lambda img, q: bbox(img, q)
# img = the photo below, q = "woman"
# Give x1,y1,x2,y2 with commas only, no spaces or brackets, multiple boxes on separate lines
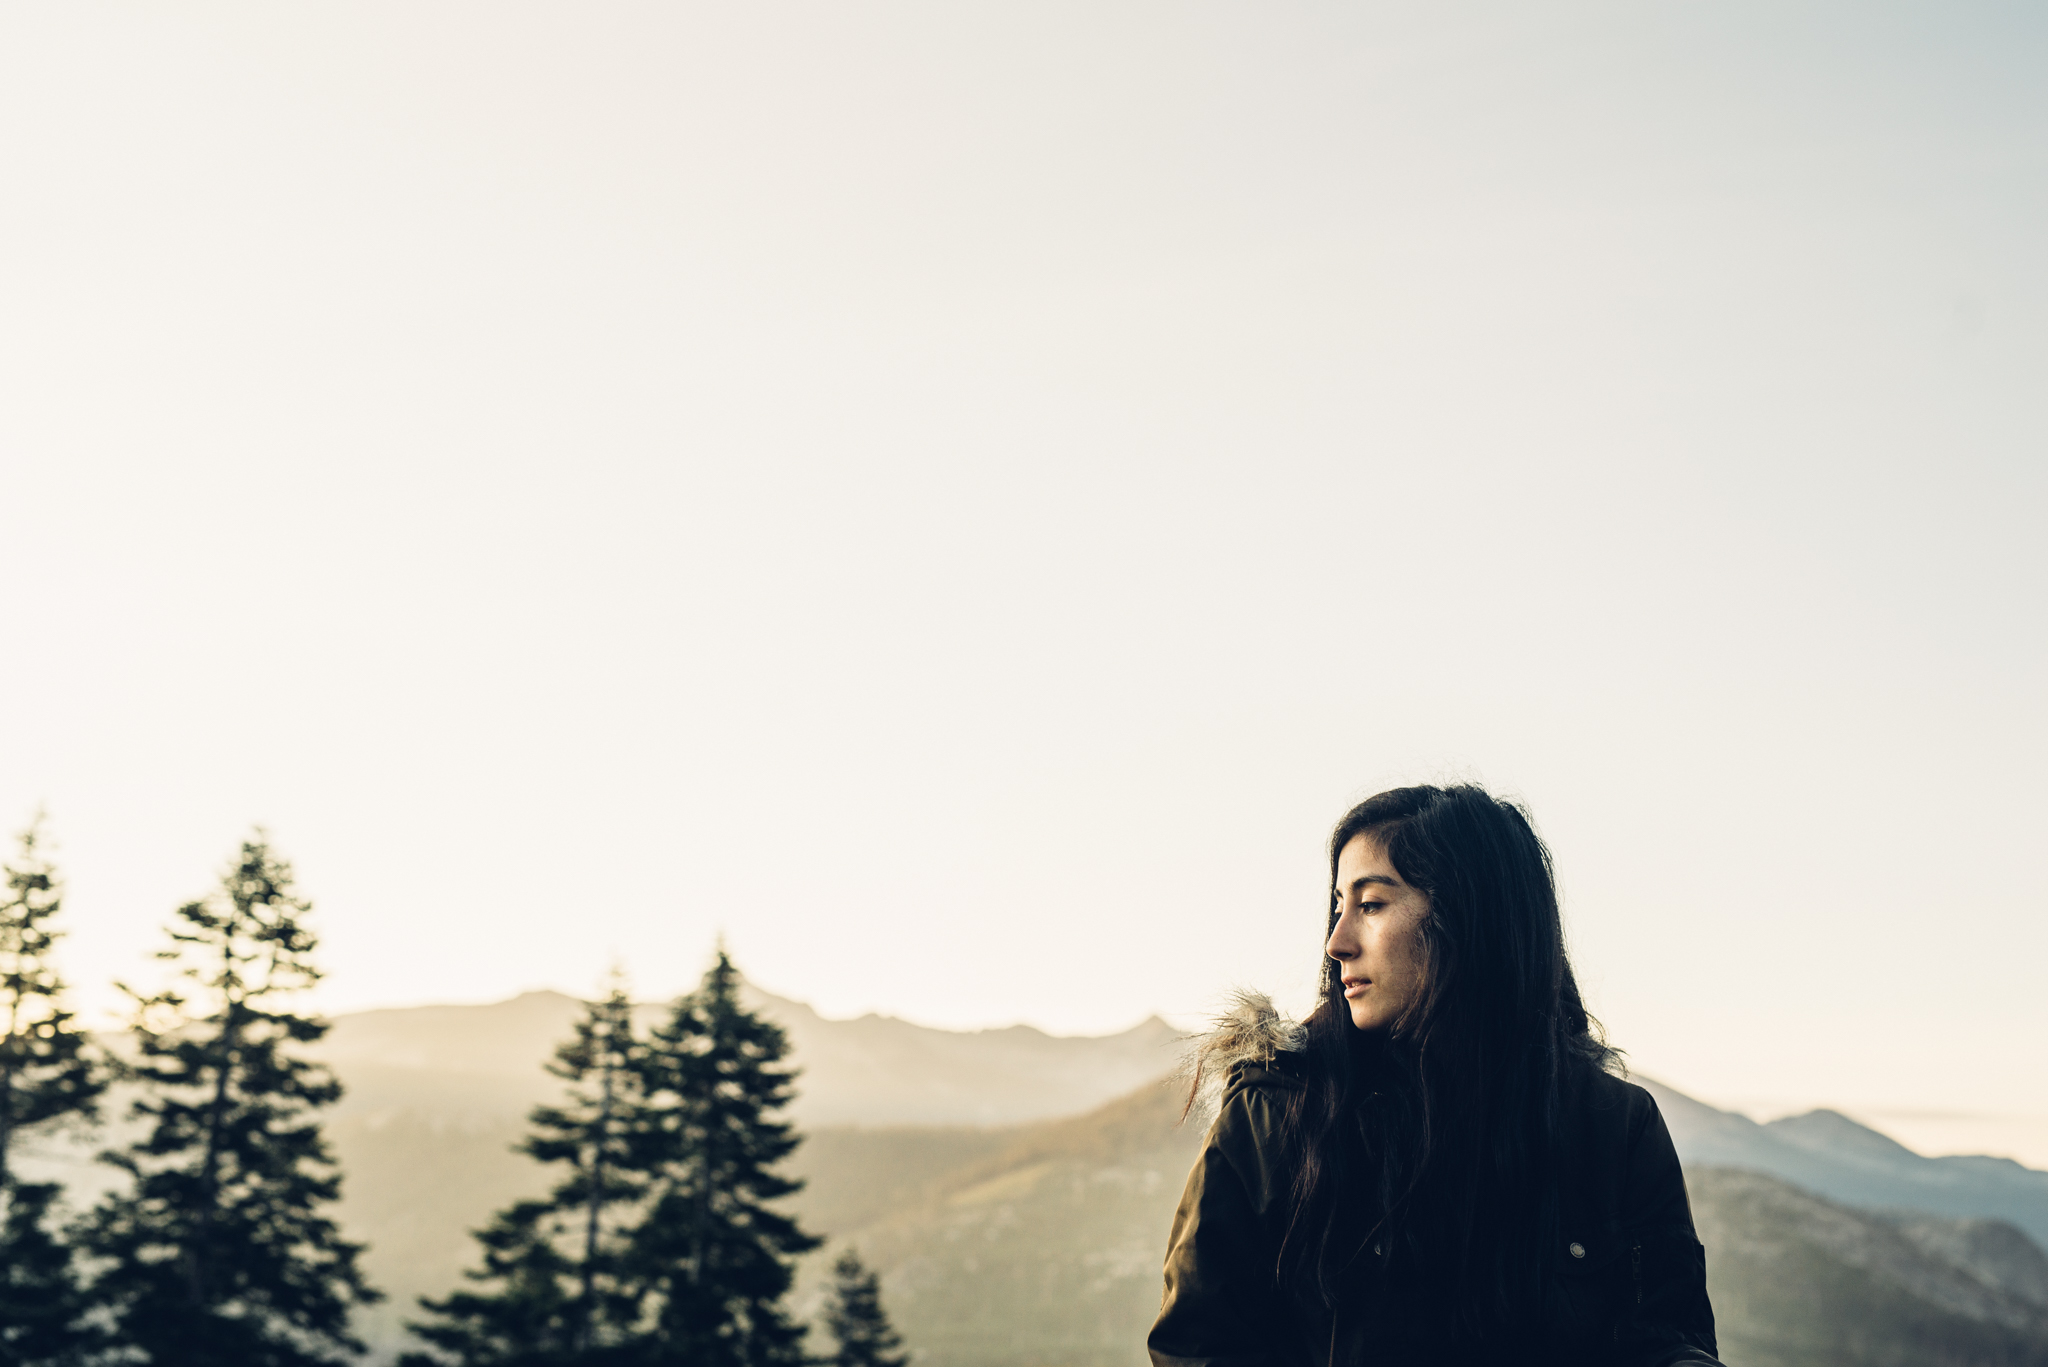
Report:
1148,785,1722,1367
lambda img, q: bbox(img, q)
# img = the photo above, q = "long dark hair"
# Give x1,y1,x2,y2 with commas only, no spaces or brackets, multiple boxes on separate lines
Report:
1276,785,1614,1340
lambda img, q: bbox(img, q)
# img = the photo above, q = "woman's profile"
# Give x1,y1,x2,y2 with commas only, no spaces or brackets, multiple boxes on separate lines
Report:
1149,785,1722,1367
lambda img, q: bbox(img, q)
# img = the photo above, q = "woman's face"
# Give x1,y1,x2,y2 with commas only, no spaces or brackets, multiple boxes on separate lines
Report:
1326,832,1432,1034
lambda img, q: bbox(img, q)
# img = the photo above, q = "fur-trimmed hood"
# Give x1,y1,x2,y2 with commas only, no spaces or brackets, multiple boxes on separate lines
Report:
1176,988,1306,1122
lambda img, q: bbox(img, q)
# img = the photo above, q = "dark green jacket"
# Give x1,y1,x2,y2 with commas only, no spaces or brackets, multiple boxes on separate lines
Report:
1148,1055,1721,1367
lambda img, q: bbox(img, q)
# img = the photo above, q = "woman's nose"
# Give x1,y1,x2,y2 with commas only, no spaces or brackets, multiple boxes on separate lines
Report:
1326,911,1358,960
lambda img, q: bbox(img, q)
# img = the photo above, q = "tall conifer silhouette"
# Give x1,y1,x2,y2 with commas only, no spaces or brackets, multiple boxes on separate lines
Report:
0,815,105,1364
402,981,644,1365
625,950,820,1367
404,951,819,1366
82,833,379,1365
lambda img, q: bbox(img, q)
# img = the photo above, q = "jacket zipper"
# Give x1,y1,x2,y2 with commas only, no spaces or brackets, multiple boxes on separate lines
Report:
1631,1243,1643,1305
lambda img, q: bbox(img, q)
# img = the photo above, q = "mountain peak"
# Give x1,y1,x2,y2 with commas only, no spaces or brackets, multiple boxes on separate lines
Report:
1767,1108,1926,1166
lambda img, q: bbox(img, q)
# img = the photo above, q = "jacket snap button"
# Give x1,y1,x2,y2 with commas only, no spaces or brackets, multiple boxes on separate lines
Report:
1569,1242,1586,1259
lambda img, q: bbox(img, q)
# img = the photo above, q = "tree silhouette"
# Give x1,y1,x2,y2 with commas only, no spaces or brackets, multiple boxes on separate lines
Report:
81,833,379,1365
404,951,820,1367
623,950,821,1367
402,982,644,1366
820,1249,907,1367
0,815,101,1184
0,815,105,1364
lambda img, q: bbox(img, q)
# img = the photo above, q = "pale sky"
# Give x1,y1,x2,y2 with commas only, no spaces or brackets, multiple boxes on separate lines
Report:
2,3,2043,1148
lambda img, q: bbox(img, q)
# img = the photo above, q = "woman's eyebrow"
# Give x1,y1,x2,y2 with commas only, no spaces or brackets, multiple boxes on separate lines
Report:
1351,874,1401,889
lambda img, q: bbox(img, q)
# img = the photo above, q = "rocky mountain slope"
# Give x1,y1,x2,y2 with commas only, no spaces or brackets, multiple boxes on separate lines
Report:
782,1078,1202,1367
1691,1166,2048,1367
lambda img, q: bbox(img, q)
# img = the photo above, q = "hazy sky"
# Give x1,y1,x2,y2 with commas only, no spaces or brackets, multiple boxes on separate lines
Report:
2,4,2043,1146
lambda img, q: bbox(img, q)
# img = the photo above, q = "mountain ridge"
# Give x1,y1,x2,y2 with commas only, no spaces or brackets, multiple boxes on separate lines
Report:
1640,1078,2048,1250
316,986,1184,1129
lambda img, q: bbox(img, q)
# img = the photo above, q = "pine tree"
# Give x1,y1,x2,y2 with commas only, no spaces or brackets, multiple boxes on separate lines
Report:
404,952,820,1367
81,833,380,1366
401,982,645,1367
0,815,105,1365
0,815,101,1184
623,950,821,1367
819,1249,906,1367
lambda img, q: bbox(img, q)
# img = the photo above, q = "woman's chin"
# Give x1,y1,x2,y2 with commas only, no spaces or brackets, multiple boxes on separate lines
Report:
1347,1006,1389,1034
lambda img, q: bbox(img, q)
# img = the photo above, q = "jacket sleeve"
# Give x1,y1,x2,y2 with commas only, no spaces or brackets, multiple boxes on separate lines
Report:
1616,1096,1722,1367
1148,1092,1289,1367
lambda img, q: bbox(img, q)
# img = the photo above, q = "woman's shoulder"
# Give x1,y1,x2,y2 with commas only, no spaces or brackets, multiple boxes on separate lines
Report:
1560,1064,1702,1240
1575,1060,1653,1107
1560,1061,1672,1168
1223,1049,1314,1104
1574,1063,1664,1120
1179,989,1314,1119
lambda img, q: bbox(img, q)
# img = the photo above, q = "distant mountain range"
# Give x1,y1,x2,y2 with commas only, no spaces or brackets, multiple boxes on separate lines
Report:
1644,1078,2048,1253
49,987,2047,1366
316,987,1183,1129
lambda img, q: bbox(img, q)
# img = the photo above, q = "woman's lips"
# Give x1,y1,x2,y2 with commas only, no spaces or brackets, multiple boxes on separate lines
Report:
1343,978,1370,998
